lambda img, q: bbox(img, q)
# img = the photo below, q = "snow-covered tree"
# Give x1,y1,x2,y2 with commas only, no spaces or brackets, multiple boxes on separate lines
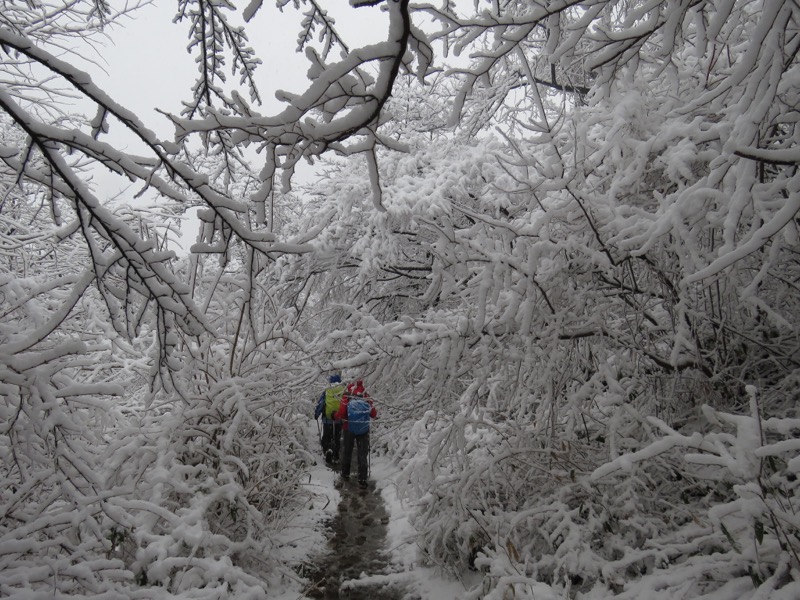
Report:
0,0,429,597
275,1,800,598
2,0,799,598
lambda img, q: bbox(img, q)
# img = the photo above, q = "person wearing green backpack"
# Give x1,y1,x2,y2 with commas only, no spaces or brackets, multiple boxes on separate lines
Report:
314,374,345,464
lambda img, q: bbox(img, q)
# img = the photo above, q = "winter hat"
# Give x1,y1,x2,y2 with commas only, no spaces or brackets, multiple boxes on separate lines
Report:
329,373,342,383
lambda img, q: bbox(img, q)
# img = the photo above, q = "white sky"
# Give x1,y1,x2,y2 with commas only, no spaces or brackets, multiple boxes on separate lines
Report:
90,0,389,136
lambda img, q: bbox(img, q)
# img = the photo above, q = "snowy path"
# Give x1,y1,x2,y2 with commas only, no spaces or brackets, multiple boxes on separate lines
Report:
304,472,406,599
281,422,471,600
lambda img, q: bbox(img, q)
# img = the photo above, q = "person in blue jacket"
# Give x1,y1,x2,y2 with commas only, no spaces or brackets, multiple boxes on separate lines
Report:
314,374,345,464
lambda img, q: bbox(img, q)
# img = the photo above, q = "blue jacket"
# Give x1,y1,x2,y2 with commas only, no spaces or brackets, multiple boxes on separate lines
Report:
315,393,330,423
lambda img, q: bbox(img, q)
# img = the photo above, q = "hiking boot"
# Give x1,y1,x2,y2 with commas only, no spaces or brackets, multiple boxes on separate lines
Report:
358,480,368,488
341,474,349,481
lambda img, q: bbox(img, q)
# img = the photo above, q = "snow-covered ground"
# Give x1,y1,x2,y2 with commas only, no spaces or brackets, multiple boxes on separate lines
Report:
372,458,477,600
272,421,471,599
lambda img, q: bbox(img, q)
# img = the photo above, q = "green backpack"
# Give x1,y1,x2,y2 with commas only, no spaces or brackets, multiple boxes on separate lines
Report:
324,384,345,419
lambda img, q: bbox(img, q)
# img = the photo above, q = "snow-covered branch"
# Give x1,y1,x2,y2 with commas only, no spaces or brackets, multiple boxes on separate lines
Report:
171,0,419,214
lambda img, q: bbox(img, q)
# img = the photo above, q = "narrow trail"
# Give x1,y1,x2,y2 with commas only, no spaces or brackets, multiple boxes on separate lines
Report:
304,468,406,600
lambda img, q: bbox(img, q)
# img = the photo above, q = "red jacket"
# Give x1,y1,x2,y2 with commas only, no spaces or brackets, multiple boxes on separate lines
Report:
334,380,377,431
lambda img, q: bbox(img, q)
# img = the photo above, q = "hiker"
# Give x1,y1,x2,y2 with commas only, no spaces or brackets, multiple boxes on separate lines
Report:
314,374,345,464
334,379,377,488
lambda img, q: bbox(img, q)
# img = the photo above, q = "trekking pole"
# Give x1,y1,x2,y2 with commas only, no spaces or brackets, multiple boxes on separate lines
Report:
368,400,379,479
368,422,372,478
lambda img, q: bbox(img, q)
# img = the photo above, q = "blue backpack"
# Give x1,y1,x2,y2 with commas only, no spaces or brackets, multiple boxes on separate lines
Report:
348,396,371,435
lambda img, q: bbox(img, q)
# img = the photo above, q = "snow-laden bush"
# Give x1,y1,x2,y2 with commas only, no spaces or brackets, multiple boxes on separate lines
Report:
100,379,314,596
0,213,316,599
584,386,800,599
395,380,800,600
0,347,135,598
0,110,319,597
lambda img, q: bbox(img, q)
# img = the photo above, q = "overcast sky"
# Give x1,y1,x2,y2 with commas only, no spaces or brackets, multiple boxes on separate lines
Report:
91,1,389,136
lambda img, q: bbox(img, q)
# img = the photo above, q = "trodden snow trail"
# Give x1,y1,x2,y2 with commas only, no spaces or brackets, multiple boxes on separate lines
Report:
303,467,406,600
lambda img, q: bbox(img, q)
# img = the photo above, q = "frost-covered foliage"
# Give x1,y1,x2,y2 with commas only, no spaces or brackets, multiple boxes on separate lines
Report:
1,0,417,596
2,0,799,598
99,376,313,595
0,113,149,596
275,1,800,598
0,109,310,598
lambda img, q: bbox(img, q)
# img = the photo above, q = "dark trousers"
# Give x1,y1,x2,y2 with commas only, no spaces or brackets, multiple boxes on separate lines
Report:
341,430,370,482
321,421,342,462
